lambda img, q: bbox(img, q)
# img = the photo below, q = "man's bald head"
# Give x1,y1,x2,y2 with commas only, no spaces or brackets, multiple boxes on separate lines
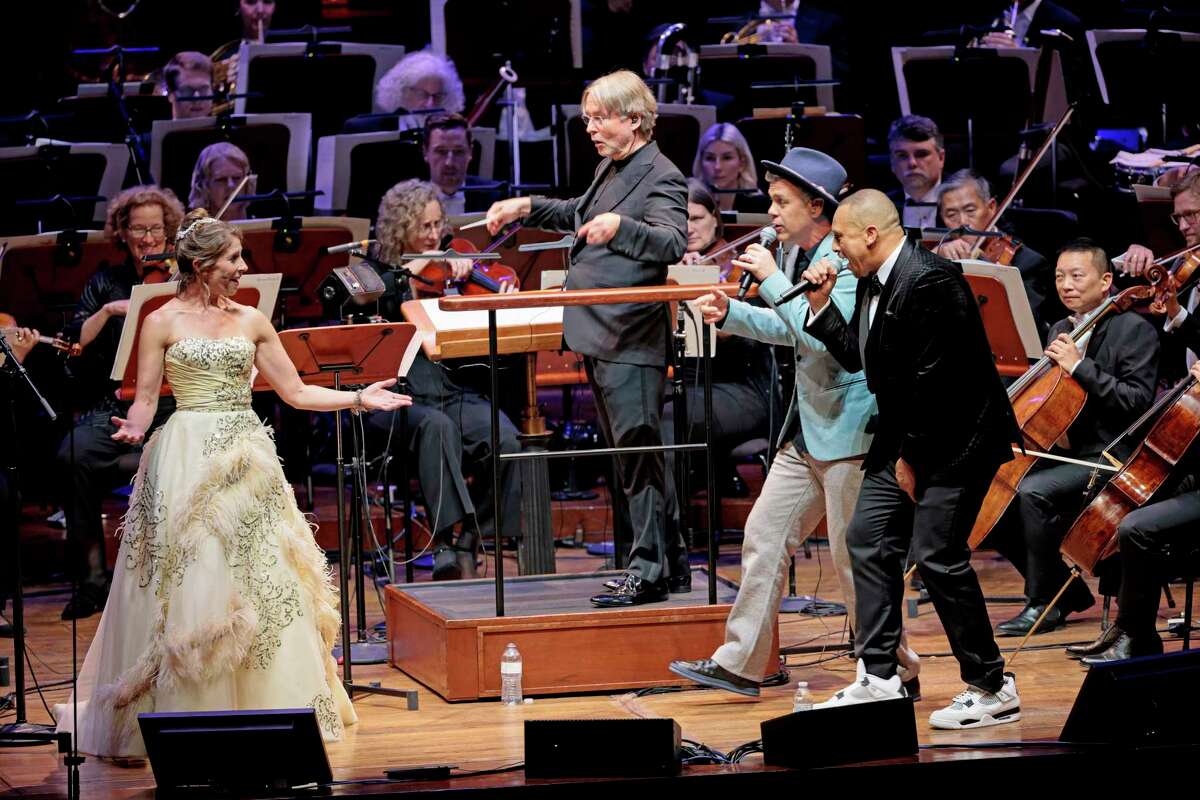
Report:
837,189,902,234
830,189,907,277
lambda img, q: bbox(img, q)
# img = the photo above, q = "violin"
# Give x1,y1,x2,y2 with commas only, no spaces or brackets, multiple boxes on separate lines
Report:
0,313,81,356
1060,373,1200,577
411,236,520,299
967,284,1155,550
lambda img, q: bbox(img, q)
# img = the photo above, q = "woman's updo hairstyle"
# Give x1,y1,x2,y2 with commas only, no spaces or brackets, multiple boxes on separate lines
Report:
174,208,243,295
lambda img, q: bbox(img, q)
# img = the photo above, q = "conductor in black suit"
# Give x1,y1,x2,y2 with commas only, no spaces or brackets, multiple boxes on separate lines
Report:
486,70,689,607
798,189,1024,730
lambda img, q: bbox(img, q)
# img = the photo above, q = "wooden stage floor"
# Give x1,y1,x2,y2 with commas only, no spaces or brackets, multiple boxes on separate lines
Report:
2,543,1196,798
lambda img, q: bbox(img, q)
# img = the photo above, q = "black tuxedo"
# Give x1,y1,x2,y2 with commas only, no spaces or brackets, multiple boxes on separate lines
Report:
809,239,1021,483
522,141,689,585
806,238,1015,690
993,308,1160,606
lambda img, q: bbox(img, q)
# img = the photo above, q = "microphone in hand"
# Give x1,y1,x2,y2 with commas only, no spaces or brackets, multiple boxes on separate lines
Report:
737,226,777,300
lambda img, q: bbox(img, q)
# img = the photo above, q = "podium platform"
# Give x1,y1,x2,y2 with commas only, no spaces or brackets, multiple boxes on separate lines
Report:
385,568,777,702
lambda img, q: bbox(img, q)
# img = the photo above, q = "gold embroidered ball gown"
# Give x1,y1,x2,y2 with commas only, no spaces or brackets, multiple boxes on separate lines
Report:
56,337,356,757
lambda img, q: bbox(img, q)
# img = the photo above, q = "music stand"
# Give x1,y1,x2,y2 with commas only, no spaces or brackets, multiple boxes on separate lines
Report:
149,114,311,212
431,0,582,75
735,113,867,192
1132,184,1184,258
0,143,128,236
234,42,406,139
274,323,420,708
227,216,370,323
314,127,497,217
0,230,120,332
54,90,171,144
700,43,836,117
957,259,1041,375
893,44,1065,173
560,103,714,192
1088,29,1200,142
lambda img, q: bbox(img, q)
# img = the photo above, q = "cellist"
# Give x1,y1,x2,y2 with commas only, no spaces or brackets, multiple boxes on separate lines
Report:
1068,184,1200,663
989,240,1160,637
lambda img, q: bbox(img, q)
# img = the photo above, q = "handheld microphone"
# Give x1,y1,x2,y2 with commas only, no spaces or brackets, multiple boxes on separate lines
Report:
737,226,777,300
324,239,376,255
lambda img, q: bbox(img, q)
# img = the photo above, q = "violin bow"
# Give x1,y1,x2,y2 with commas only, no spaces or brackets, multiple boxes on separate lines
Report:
969,104,1075,259
215,173,255,220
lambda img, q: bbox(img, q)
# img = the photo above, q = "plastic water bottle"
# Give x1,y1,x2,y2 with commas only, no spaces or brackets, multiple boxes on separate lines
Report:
500,642,523,705
792,681,813,712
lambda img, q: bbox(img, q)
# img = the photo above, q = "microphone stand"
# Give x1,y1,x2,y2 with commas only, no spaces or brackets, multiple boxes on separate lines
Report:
0,334,78,799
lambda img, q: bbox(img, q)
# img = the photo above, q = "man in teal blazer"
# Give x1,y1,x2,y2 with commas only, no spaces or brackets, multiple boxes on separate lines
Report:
669,148,920,697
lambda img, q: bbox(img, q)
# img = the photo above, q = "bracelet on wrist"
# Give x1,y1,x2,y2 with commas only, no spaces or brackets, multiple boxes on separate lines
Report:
350,388,364,415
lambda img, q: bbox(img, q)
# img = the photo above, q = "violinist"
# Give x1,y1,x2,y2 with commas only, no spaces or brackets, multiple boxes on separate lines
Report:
422,113,503,216
669,151,922,699
664,179,772,500
1069,197,1200,663
934,169,1056,335
990,240,1160,637
680,179,733,271
188,142,255,221
55,186,184,620
361,179,521,581
0,325,38,637
1120,170,1200,366
886,115,945,230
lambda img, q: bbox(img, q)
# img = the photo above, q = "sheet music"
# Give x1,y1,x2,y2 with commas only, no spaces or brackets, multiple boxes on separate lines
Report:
110,273,283,380
397,326,424,378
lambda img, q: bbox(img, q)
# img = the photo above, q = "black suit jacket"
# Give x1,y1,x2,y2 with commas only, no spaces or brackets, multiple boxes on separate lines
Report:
1047,309,1159,457
807,239,1021,483
524,140,687,365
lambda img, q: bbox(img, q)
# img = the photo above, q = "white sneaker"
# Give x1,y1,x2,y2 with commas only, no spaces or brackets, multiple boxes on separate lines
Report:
929,673,1021,730
814,659,907,709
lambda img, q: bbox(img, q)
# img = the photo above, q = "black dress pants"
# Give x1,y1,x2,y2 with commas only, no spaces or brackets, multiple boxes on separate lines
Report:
849,462,1005,692
56,401,172,587
585,357,687,585
991,458,1097,605
365,392,521,542
1115,488,1200,640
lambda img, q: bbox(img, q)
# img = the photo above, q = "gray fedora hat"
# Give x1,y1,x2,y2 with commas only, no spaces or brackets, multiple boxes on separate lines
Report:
760,147,848,208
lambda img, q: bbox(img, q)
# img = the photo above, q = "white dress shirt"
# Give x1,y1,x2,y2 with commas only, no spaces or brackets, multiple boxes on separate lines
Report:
901,184,941,230
806,236,906,330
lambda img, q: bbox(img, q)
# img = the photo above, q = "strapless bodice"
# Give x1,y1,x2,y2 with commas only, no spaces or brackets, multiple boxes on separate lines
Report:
164,337,255,412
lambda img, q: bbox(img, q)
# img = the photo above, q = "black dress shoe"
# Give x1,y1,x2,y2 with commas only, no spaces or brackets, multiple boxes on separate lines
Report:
996,603,1068,636
0,622,12,638
1081,632,1163,666
604,571,691,594
668,658,760,696
590,575,668,608
431,545,462,581
1066,624,1123,660
61,583,107,621
902,675,921,701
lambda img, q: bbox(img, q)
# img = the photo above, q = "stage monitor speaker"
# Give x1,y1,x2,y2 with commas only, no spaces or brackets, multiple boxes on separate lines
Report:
1060,648,1200,746
320,263,386,307
761,697,917,768
524,718,681,778
138,708,332,794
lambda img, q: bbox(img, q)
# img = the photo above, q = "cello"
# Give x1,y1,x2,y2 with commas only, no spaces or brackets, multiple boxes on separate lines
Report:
966,283,1156,550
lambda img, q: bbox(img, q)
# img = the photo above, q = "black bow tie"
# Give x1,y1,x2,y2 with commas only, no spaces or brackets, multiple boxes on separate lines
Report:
865,274,884,298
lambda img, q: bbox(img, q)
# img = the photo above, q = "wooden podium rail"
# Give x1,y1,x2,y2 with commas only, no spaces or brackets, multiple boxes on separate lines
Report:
438,284,739,616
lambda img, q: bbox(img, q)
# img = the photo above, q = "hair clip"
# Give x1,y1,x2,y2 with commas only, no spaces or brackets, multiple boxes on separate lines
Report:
175,216,220,242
